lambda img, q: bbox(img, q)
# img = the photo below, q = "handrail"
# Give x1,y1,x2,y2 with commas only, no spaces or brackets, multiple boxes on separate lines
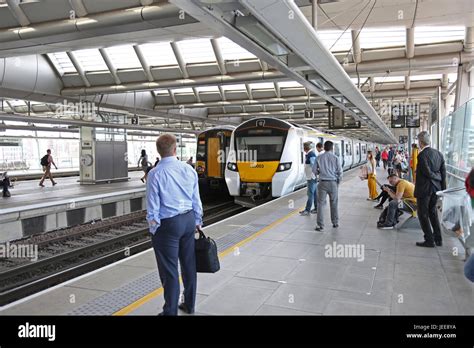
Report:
445,163,471,175
446,171,468,183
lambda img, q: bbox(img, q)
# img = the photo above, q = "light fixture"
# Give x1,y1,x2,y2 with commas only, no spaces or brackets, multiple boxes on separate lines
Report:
234,15,290,56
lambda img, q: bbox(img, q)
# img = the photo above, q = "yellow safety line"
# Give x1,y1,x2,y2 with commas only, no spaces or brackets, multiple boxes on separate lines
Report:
113,206,302,316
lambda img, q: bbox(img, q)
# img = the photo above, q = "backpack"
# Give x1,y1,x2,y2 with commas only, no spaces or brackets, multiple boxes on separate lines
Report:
40,155,49,166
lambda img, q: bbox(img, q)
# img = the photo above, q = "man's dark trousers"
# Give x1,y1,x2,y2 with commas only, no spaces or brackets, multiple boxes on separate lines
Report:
152,210,196,315
417,193,442,244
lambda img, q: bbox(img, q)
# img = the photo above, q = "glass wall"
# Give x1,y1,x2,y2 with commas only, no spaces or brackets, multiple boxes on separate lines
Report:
0,126,197,173
439,98,474,188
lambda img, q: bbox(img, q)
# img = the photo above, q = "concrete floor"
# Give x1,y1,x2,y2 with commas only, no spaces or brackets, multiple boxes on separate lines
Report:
1,167,472,315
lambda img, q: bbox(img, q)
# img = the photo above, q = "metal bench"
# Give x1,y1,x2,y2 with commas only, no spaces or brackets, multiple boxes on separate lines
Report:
396,198,420,230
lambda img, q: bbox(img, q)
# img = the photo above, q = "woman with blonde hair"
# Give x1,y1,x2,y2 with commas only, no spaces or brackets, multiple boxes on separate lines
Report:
367,150,379,200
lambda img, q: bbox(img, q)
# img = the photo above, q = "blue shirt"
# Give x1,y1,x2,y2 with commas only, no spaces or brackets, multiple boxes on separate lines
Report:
312,151,343,182
146,156,203,234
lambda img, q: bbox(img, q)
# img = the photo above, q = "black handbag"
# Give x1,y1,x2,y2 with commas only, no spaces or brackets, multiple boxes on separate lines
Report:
195,228,220,273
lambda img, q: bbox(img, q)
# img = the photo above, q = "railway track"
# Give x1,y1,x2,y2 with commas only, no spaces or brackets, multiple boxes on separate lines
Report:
0,201,245,306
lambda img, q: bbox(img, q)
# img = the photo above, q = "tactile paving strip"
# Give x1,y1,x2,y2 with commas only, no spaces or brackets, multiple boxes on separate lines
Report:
68,204,301,315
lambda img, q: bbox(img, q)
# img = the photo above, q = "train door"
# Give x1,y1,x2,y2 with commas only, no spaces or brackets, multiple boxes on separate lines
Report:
355,142,361,164
339,140,345,168
207,137,221,178
218,131,229,179
345,140,353,168
334,140,342,168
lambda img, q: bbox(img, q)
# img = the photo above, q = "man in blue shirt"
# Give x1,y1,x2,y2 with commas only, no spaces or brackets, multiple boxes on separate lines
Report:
300,142,323,216
313,141,343,231
146,134,203,316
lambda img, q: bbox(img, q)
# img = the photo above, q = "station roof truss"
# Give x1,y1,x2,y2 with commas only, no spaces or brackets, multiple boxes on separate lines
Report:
0,0,472,142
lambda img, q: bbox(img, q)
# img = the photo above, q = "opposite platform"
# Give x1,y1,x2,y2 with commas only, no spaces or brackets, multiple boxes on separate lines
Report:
0,172,146,241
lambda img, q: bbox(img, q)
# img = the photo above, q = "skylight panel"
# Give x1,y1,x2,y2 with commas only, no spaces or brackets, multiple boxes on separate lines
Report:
277,81,303,88
359,27,406,48
171,87,194,94
221,84,246,91
176,38,216,64
373,76,405,83
415,26,465,44
140,42,178,66
195,86,220,93
316,30,352,52
410,74,442,81
47,52,77,74
73,49,108,72
216,37,256,60
249,82,275,89
105,45,142,69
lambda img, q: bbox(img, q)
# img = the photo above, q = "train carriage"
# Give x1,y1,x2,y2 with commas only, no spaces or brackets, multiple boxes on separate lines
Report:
195,126,235,195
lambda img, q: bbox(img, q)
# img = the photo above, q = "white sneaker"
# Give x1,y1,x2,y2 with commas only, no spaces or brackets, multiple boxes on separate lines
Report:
299,210,310,216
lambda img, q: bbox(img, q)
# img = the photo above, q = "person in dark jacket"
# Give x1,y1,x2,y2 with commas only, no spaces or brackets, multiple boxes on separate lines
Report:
414,131,446,248
1,172,12,197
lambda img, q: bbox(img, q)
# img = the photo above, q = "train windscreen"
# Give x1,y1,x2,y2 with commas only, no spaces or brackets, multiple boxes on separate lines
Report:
196,139,206,160
235,135,284,162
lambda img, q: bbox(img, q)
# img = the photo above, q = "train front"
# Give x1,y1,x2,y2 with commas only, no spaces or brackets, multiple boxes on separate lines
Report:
225,118,296,206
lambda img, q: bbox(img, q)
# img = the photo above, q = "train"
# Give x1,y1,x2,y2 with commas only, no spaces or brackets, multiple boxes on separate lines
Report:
195,125,235,196
196,117,380,207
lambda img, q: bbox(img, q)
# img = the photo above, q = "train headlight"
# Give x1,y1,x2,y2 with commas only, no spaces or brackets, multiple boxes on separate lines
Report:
277,162,292,172
227,162,238,171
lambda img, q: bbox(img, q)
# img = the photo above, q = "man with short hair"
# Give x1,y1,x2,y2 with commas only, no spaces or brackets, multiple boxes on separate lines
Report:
377,173,416,229
313,141,342,231
39,149,57,187
300,142,322,216
414,131,446,248
146,134,203,315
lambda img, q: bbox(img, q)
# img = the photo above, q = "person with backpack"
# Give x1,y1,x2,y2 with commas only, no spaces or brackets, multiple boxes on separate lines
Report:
39,149,57,187
138,149,151,183
1,171,13,197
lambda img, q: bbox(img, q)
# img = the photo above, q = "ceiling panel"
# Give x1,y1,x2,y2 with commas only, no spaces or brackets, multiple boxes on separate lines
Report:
187,63,220,77
82,0,142,14
20,0,73,24
0,7,20,29
116,70,147,83
151,67,183,80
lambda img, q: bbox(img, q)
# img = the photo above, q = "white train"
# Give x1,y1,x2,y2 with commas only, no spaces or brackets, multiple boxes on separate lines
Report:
225,117,379,206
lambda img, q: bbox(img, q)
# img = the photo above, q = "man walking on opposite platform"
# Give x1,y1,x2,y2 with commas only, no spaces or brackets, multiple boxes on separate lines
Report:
300,142,323,216
313,141,343,231
146,134,203,315
414,131,446,248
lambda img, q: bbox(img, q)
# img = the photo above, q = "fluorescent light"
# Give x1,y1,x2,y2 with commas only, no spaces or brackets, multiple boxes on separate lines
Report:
235,15,290,56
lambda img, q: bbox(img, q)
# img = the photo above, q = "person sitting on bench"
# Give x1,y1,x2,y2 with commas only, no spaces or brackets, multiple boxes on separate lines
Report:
377,173,416,229
373,182,397,209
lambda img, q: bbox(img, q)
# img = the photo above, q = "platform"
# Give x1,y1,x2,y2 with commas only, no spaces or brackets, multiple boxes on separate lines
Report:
0,172,146,242
1,167,473,316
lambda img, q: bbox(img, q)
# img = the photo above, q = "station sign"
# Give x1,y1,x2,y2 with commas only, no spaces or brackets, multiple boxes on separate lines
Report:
391,105,405,128
304,109,315,119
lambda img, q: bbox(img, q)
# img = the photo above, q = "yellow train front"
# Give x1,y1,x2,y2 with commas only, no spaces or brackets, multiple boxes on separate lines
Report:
225,117,314,207
195,126,235,196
